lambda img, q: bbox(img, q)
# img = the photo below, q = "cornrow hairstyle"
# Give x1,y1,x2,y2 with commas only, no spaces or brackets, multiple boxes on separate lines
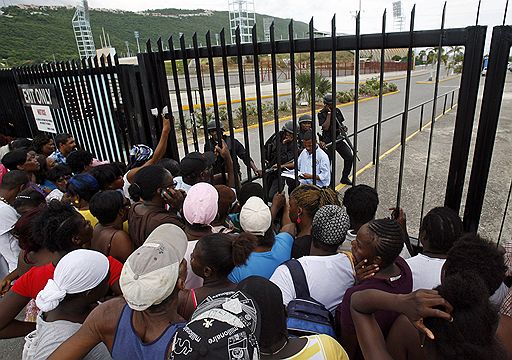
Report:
367,218,405,268
290,184,340,218
444,233,506,296
30,200,85,253
424,272,507,360
342,184,379,229
420,206,463,253
196,233,255,277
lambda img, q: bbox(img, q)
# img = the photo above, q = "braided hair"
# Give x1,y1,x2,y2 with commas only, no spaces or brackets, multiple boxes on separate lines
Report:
420,206,463,253
290,184,340,218
367,218,405,267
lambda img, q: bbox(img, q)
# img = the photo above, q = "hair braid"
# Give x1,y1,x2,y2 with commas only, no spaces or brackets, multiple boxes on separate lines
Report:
420,206,463,253
290,184,340,218
367,218,404,267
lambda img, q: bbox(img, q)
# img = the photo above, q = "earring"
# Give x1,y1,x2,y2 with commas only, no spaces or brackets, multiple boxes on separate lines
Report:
297,216,301,224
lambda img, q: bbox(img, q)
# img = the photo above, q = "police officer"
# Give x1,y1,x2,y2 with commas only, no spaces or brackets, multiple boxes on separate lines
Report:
317,93,354,185
263,120,299,199
297,114,313,150
204,120,262,181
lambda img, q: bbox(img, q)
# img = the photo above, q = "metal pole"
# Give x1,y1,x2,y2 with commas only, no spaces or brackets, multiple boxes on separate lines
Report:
374,9,386,191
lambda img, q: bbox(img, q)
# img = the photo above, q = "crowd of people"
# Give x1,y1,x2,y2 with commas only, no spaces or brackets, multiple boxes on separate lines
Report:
0,110,511,360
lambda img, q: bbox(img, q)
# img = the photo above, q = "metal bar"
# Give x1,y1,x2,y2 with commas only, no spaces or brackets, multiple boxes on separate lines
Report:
168,36,189,155
463,25,512,232
270,22,283,193
451,90,455,109
69,60,93,157
396,5,416,209
289,20,299,184
180,35,200,152
220,28,240,192
504,0,509,25
206,31,227,185
420,2,446,227
374,9,386,191
309,18,317,185
419,104,424,130
330,14,337,189
476,0,482,25
192,33,210,142
89,57,110,160
73,61,96,151
353,12,361,185
161,28,469,60
497,179,512,246
107,55,130,160
99,56,123,162
235,26,252,182
251,25,267,200
372,124,377,165
444,26,487,212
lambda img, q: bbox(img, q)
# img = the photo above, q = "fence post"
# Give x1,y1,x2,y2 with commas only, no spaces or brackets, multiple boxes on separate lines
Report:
372,124,377,165
444,26,487,213
419,104,424,130
443,94,447,114
463,25,512,232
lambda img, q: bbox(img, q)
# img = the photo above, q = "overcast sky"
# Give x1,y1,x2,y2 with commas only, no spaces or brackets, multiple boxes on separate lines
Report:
6,0,510,50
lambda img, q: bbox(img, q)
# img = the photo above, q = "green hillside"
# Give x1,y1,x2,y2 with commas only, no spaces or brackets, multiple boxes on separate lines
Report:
0,5,310,67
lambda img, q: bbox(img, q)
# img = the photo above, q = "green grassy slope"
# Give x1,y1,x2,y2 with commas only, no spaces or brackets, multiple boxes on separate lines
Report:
0,5,309,67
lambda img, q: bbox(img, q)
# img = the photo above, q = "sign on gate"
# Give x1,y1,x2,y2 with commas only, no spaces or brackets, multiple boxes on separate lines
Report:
31,105,56,133
18,84,59,108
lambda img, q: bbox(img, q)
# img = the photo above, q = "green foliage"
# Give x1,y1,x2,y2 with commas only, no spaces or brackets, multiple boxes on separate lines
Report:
296,72,331,104
336,77,398,103
391,55,402,61
0,5,309,67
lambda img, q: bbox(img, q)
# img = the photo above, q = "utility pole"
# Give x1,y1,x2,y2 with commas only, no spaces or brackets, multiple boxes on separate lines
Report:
125,41,131,57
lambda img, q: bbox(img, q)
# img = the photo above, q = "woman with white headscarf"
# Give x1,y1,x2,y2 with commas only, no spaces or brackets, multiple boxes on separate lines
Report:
23,249,112,360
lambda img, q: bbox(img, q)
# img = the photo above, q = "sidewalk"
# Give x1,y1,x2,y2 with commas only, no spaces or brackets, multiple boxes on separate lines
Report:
169,68,428,110
336,80,512,241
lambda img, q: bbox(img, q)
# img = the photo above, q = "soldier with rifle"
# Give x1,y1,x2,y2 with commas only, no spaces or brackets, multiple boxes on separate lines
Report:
317,93,354,185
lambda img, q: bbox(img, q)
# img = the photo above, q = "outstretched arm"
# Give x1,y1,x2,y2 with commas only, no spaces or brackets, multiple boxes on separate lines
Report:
127,115,171,184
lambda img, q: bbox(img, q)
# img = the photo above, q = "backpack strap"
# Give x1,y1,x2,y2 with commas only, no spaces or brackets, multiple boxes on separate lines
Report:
284,259,311,299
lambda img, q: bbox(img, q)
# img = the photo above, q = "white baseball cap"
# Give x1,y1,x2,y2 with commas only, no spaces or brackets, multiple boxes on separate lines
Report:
120,224,187,311
240,196,272,236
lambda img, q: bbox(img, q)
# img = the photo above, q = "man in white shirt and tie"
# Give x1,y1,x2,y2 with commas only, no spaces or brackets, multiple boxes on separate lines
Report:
297,130,331,188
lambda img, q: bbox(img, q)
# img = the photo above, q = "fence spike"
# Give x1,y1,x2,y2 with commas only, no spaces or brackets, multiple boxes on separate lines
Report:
476,0,482,25
504,0,509,25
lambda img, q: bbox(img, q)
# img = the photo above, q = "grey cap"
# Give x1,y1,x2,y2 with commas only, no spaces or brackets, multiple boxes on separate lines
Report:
281,120,296,134
298,114,313,124
323,93,334,104
207,120,224,132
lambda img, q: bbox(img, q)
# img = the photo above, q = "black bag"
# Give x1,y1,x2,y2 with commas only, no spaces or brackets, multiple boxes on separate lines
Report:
284,259,336,337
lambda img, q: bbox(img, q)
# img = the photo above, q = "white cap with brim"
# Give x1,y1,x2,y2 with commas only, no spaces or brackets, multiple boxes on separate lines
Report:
120,224,187,311
240,196,272,236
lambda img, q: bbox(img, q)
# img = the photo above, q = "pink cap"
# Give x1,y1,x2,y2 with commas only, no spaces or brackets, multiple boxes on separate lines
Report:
183,182,219,225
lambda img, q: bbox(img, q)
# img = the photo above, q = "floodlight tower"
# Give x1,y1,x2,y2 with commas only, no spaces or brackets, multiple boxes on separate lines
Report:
263,17,274,42
229,0,256,44
392,1,406,32
72,0,96,59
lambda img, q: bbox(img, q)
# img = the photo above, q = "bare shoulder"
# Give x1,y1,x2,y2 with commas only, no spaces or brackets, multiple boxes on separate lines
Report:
87,297,126,334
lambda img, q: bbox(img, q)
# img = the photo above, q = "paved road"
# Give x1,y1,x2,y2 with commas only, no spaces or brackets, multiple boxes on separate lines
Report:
173,71,461,186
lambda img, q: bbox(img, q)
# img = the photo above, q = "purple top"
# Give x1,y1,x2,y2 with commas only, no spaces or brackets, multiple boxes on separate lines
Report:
336,256,412,337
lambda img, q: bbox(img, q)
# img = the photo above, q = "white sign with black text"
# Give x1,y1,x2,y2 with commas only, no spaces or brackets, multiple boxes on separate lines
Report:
31,105,57,133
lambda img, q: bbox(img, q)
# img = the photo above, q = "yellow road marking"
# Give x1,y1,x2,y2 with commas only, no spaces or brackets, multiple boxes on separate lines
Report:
335,103,458,191
416,75,461,84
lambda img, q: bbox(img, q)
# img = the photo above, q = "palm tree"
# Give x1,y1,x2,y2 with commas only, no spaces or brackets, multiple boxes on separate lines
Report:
296,72,332,105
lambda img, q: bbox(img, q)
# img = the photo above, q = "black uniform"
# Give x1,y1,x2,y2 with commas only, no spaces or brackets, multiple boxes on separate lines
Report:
204,135,253,178
264,131,298,199
317,107,353,180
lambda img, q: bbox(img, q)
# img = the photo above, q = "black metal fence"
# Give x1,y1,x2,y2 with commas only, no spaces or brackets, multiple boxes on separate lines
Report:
0,4,511,237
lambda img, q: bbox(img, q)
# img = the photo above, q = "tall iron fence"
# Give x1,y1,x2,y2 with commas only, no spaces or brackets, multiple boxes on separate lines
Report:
0,5,510,236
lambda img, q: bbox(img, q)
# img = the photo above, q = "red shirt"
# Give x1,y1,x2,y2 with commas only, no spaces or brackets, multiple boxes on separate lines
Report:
11,256,123,299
